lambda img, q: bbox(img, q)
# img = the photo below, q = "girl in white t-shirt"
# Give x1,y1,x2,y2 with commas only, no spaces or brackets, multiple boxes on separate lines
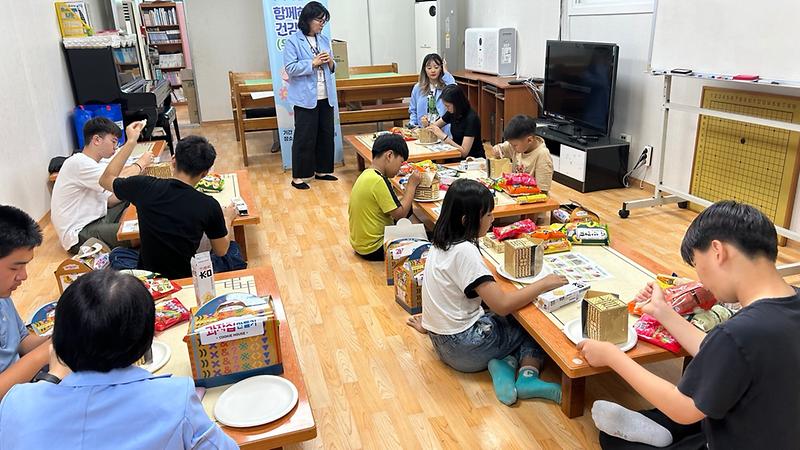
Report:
414,179,567,406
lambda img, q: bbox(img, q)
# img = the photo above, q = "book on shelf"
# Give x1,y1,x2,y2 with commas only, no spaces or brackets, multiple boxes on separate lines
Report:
164,71,182,86
147,31,169,42
158,53,184,68
171,87,186,103
142,7,177,26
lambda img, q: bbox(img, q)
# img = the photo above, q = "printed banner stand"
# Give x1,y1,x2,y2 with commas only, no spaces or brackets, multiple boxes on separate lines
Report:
262,0,344,171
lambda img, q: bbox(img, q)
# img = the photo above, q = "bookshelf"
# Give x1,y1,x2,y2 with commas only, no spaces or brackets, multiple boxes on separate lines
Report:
140,1,187,104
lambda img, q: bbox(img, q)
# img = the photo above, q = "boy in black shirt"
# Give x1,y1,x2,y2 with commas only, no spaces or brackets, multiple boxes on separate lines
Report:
100,126,237,279
578,201,800,449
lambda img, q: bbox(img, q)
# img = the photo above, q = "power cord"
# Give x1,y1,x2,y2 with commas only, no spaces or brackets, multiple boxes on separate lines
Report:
622,147,649,188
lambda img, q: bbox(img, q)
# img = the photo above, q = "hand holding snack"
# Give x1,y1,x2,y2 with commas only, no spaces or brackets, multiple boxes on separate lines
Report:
577,339,623,367
407,170,422,189
312,53,326,68
637,282,673,320
125,120,146,143
540,274,569,292
223,202,238,222
426,124,446,140
136,150,155,169
420,115,430,127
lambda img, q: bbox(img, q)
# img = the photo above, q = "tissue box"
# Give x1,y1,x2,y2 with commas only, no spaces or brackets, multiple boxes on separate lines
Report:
536,282,590,313
183,293,282,388
393,245,429,314
582,293,628,344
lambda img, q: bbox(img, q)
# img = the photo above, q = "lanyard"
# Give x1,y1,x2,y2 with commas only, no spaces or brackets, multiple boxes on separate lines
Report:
305,35,320,55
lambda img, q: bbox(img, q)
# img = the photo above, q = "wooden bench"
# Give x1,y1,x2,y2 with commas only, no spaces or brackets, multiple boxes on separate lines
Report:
230,65,417,166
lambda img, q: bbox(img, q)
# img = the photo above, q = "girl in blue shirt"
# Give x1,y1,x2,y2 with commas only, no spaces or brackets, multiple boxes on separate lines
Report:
0,270,237,450
408,53,456,134
284,1,337,190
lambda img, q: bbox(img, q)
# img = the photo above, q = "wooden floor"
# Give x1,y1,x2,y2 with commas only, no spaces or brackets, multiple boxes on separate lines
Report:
18,111,800,449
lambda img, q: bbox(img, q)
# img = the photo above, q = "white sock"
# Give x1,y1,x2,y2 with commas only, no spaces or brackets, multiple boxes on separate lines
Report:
591,400,673,448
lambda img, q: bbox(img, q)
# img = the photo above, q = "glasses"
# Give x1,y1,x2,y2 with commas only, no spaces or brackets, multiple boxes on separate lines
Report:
313,17,327,25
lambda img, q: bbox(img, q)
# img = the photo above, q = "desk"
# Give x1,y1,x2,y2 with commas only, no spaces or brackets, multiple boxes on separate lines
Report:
484,240,687,418
48,141,167,183
163,267,316,449
116,170,261,260
388,166,560,226
346,133,463,171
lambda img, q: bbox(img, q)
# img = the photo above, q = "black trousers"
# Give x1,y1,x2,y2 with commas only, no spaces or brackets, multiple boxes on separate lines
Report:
599,409,706,450
292,99,334,179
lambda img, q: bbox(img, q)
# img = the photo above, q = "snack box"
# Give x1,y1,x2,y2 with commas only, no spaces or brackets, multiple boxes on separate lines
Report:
393,244,429,315
183,293,282,388
536,282,591,313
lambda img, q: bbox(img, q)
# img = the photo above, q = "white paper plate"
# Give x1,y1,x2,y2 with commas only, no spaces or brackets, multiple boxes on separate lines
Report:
414,195,441,203
495,264,553,285
562,319,638,353
214,375,299,428
139,340,171,373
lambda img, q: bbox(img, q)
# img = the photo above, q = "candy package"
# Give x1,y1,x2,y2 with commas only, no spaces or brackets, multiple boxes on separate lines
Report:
493,219,536,241
154,297,191,332
690,304,733,332
196,173,225,193
514,193,548,204
145,278,182,300
633,314,682,353
665,282,717,315
551,222,610,246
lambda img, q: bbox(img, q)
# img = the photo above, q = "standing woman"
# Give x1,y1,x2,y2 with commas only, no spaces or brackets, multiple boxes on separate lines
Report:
284,1,337,190
409,53,456,133
427,84,483,159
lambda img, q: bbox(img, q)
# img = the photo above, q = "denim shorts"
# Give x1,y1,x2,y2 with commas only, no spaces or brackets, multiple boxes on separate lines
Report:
428,313,545,373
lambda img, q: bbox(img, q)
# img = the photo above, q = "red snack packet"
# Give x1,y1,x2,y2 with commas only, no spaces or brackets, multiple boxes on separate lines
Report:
665,282,716,315
154,297,190,332
633,314,682,353
145,278,182,301
502,172,538,186
492,219,536,241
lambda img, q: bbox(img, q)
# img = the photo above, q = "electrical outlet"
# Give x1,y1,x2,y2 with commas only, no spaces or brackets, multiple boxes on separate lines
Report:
619,133,632,143
644,145,654,166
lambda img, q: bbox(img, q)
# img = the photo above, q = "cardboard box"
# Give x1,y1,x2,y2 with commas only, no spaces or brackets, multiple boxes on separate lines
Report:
331,39,350,79
393,245,429,315
190,251,215,305
180,69,200,124
487,157,511,178
536,282,590,313
184,293,283,388
384,218,428,285
53,238,110,293
582,293,628,344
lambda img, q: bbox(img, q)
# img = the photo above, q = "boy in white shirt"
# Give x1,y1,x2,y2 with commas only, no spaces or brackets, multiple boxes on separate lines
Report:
51,118,153,253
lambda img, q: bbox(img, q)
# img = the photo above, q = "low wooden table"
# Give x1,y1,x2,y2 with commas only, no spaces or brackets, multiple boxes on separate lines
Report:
48,141,167,183
346,133,462,171
163,267,316,449
389,166,560,225
485,240,688,418
116,169,261,260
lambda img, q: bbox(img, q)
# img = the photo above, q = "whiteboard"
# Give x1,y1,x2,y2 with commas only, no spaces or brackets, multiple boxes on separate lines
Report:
650,0,800,81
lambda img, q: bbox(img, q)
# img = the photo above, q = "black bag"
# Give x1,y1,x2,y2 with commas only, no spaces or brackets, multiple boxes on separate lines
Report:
48,156,68,174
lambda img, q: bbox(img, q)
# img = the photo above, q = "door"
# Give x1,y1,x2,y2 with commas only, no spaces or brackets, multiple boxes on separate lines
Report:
414,0,438,68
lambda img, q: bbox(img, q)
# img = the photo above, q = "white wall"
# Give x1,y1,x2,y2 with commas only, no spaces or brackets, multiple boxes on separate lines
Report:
0,0,77,220
465,0,561,78
366,0,415,73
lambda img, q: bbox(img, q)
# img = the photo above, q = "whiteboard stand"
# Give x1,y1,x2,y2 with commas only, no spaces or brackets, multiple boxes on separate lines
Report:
618,73,800,277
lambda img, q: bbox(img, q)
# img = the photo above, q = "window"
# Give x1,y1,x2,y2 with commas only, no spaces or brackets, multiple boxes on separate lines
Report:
569,0,654,16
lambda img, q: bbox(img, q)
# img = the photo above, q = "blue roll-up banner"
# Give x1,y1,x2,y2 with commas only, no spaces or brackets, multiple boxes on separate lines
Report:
263,0,344,170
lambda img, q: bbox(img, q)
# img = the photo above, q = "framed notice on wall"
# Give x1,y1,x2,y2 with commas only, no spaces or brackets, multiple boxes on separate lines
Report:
55,1,92,37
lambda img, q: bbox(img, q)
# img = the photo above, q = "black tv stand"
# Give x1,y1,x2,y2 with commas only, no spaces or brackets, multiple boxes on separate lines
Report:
536,127,629,193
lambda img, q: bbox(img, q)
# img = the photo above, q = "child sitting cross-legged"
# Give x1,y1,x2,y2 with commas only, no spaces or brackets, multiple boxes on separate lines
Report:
491,114,554,194
407,179,567,405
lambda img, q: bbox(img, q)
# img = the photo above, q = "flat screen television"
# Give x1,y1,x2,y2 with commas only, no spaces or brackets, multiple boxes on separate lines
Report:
543,40,619,137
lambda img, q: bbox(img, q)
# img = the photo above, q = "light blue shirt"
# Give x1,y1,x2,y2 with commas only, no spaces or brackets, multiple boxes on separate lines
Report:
0,297,27,372
0,366,238,450
283,30,337,109
408,71,456,135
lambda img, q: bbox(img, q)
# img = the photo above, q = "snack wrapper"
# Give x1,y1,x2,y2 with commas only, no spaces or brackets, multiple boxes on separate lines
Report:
665,282,716,315
145,278,182,300
493,219,536,241
155,297,191,332
196,173,225,193
551,222,610,246
633,314,682,353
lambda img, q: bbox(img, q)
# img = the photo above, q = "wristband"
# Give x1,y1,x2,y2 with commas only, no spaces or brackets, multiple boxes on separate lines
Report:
133,162,143,173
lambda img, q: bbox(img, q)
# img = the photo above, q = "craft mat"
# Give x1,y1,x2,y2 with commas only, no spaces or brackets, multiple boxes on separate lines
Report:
121,173,240,231
482,245,656,329
690,88,800,227
150,276,259,422
355,133,458,158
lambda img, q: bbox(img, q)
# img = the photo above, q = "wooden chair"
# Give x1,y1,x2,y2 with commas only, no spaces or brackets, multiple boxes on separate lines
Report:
229,71,278,166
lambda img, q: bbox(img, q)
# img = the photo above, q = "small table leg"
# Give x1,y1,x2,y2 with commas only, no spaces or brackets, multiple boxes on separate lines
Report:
561,373,586,418
357,154,366,171
234,226,248,261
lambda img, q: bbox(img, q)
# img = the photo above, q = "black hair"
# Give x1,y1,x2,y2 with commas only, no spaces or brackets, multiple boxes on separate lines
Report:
503,114,538,140
82,117,122,147
53,270,154,372
0,205,42,259
418,53,445,93
440,84,471,120
298,1,330,35
680,200,778,266
372,134,409,160
431,179,495,250
174,135,217,178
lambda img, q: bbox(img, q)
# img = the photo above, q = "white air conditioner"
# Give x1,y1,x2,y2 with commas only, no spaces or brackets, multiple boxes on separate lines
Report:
464,27,516,76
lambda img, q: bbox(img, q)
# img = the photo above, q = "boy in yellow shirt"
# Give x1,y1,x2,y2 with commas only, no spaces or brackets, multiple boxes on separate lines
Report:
349,134,421,261
492,114,554,193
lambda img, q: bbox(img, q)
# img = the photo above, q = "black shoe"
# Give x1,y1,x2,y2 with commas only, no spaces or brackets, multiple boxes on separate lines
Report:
291,181,310,190
314,174,338,181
